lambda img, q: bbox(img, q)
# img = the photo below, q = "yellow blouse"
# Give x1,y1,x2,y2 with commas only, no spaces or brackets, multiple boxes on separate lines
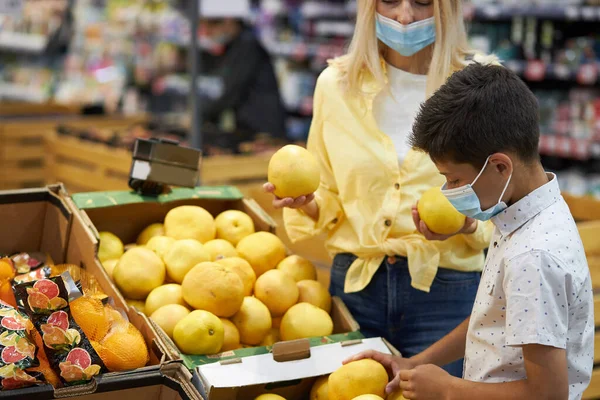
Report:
283,65,493,294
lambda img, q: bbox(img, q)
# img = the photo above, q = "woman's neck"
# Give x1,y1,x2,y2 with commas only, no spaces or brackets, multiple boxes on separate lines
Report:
383,44,434,75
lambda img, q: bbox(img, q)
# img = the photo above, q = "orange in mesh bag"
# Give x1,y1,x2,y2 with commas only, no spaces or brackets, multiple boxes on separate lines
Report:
27,329,62,388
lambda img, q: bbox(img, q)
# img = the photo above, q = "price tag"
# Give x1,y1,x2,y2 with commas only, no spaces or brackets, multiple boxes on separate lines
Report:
577,64,598,86
525,60,546,81
0,0,23,16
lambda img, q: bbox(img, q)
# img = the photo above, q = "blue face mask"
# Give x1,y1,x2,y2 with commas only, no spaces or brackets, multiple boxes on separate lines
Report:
441,156,513,222
375,13,436,57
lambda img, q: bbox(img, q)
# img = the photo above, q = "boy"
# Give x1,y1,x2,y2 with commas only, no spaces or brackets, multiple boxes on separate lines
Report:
346,64,594,400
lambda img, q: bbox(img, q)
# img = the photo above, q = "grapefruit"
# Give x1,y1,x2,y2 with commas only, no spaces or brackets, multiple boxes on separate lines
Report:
268,145,320,198
352,396,384,400
173,310,224,355
163,239,211,283
236,232,286,277
297,280,332,313
311,375,329,400
126,299,146,314
98,232,124,262
100,323,149,371
328,359,388,400
164,206,216,243
145,284,187,316
101,259,119,280
231,296,271,345
254,270,299,317
219,318,241,352
70,297,110,341
280,303,333,341
387,392,408,400
203,239,238,261
259,328,280,347
181,262,244,317
215,210,255,246
113,247,165,300
146,236,176,261
417,187,466,235
150,304,190,339
215,257,256,297
255,395,286,400
277,255,317,282
137,223,164,245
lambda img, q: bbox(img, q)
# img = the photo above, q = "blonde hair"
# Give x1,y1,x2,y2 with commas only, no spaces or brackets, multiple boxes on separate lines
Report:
330,0,488,97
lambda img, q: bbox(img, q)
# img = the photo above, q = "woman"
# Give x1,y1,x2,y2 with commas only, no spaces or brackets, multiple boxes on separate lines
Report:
265,0,493,377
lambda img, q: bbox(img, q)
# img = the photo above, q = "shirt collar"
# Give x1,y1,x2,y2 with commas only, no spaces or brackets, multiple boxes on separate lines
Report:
491,173,561,236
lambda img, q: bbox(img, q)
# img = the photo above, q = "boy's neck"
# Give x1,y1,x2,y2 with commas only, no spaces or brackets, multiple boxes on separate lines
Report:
507,163,549,206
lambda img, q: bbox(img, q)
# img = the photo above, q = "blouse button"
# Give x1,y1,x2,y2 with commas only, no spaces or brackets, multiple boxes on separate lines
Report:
394,183,400,190
384,219,392,227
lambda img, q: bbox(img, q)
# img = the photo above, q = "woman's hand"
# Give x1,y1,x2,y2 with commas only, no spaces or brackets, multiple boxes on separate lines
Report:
412,203,477,241
263,182,315,209
343,350,417,394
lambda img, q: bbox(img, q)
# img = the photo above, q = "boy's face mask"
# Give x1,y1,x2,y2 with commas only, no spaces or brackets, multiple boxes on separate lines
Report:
441,156,513,222
375,13,436,57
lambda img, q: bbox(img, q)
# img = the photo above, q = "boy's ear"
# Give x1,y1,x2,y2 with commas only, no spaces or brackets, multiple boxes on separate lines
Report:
489,153,513,177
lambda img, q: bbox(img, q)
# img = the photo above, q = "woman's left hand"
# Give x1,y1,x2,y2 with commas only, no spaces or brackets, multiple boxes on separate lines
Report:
412,204,477,241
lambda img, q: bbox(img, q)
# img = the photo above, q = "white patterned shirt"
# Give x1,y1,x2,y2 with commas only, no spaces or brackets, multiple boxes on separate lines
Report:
464,173,594,400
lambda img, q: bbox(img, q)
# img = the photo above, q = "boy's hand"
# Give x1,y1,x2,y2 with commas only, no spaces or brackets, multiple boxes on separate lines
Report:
343,350,416,394
412,203,477,241
400,364,454,400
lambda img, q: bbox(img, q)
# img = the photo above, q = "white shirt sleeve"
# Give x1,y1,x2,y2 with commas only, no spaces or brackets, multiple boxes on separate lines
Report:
503,250,570,349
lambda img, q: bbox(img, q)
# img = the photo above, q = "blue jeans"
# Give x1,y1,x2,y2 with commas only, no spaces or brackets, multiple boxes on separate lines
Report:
329,253,480,378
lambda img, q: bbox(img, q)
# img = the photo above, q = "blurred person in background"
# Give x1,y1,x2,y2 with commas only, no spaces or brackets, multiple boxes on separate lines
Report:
265,0,496,377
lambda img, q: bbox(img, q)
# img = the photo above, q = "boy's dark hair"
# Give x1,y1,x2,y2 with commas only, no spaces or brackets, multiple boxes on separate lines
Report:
409,63,540,168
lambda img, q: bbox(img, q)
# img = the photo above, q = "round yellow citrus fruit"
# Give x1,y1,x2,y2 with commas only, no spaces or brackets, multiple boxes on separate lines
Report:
203,239,238,261
100,323,149,371
219,318,241,352
297,280,332,313
215,257,256,297
259,328,280,347
386,391,408,400
328,359,388,400
145,284,187,316
150,304,190,339
280,303,333,341
254,270,299,317
352,396,384,400
236,232,286,277
98,232,124,262
231,296,272,345
137,223,165,245
215,210,255,246
268,145,320,199
254,394,286,400
164,206,216,243
310,375,329,400
146,236,176,261
70,296,110,341
277,255,317,282
126,299,146,314
101,259,119,280
417,187,466,235
173,310,224,355
163,239,211,283
113,247,165,300
181,262,244,317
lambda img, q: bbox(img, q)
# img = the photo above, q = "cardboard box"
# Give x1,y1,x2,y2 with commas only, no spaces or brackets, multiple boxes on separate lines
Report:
0,184,199,399
194,337,393,400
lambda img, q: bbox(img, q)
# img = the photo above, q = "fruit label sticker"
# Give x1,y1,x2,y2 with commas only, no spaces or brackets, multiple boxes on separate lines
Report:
0,302,45,390
14,277,106,385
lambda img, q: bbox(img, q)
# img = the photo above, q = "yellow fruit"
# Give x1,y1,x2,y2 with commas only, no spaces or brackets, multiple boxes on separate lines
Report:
98,232,124,262
113,248,165,300
268,145,320,199
150,304,190,339
259,328,280,346
387,392,408,400
163,239,211,283
203,239,238,261
417,187,466,235
173,310,224,355
280,303,333,341
216,257,256,296
277,255,317,282
145,284,187,316
254,270,299,317
126,299,146,314
297,280,332,313
101,259,119,280
310,375,329,400
328,359,388,400
220,318,241,352
100,323,149,371
146,236,176,260
215,210,255,246
70,296,110,341
181,262,244,317
164,206,216,243
236,232,286,277
254,395,286,400
231,296,271,345
353,396,384,400
137,223,165,245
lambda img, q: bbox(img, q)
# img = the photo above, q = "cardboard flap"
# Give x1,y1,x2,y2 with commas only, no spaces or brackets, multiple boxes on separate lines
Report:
198,337,391,390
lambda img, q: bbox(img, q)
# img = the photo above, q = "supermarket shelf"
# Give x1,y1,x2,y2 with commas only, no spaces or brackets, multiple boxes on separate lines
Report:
0,31,48,53
505,60,599,85
263,40,345,61
465,4,600,21
539,135,600,161
0,83,50,103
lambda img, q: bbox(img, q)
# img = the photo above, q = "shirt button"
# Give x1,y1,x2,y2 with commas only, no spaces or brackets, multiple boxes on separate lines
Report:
332,218,338,224
394,183,400,190
384,219,392,227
